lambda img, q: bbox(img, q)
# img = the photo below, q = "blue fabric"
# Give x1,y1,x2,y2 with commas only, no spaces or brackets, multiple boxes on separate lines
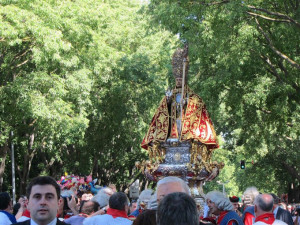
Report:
129,208,140,217
0,210,17,223
220,211,244,225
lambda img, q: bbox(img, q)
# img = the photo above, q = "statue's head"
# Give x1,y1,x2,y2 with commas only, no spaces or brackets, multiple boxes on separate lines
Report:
172,44,189,88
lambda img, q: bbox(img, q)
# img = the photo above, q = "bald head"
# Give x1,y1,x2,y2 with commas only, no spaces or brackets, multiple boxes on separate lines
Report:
156,177,190,203
254,194,274,217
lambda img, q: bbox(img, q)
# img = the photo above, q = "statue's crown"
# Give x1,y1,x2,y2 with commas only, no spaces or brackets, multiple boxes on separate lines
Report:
172,44,189,79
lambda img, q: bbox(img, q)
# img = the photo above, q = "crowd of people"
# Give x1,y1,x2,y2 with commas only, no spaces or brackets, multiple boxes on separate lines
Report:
0,176,299,225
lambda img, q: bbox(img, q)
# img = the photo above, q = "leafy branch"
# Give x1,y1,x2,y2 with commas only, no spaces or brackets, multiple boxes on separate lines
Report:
187,0,230,6
255,18,300,70
247,5,300,29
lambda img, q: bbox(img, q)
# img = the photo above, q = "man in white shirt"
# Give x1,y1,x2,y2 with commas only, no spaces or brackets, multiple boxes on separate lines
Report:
253,194,287,225
83,192,132,225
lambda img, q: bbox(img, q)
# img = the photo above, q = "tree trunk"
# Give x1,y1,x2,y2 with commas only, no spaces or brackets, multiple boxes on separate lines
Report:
288,183,300,203
282,161,300,183
0,143,9,192
18,132,36,194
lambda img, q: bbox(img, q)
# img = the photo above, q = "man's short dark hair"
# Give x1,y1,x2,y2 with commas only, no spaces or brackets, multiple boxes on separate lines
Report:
270,193,280,204
79,200,100,215
26,176,61,200
109,192,128,211
255,194,274,212
157,192,198,225
0,192,11,210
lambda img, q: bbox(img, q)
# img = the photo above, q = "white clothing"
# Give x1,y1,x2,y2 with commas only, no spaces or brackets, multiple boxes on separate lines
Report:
17,216,30,222
0,212,13,225
253,219,288,225
30,217,57,225
83,214,132,225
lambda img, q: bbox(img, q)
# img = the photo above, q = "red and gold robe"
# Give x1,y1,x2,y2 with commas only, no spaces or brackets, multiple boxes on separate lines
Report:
141,86,218,150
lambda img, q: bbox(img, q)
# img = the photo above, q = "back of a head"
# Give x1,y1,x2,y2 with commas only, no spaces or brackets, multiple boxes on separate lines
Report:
243,186,259,206
206,191,234,211
254,194,274,213
133,209,156,225
91,189,110,208
80,200,100,215
157,192,198,225
26,176,60,199
157,176,190,195
138,189,153,204
147,191,158,210
0,192,11,210
109,192,128,211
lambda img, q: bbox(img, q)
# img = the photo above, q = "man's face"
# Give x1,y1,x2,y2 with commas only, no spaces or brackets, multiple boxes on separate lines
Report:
175,78,183,88
157,182,186,203
129,202,137,214
27,185,59,224
207,198,220,215
232,202,239,211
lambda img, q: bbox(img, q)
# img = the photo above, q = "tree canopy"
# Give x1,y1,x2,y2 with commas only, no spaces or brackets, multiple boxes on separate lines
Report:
148,0,300,198
1,0,299,199
0,0,177,193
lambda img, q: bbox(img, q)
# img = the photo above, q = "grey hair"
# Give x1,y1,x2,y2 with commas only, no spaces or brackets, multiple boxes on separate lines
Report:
91,189,110,208
137,189,154,208
157,177,190,195
147,191,158,210
243,186,259,206
254,194,273,212
206,191,234,211
139,189,154,202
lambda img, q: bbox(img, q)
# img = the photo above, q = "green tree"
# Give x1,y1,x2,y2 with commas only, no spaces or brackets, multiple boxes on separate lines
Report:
147,0,300,197
0,0,177,193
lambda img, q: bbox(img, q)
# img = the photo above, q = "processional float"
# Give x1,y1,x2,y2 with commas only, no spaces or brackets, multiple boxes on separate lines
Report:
136,45,224,209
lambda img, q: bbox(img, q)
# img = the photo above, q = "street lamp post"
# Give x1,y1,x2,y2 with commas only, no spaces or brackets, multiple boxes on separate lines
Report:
11,131,16,204
217,180,229,195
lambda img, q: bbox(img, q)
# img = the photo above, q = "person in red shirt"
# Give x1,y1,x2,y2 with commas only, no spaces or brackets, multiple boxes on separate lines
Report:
206,191,243,225
242,187,260,225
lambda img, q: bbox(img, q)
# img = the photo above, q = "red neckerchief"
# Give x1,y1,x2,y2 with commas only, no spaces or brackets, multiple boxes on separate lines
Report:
255,213,275,225
107,208,128,219
22,209,31,218
78,213,89,218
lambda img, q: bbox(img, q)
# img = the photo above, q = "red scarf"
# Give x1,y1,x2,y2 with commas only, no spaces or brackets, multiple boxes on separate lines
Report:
255,213,275,225
22,209,31,218
107,208,128,219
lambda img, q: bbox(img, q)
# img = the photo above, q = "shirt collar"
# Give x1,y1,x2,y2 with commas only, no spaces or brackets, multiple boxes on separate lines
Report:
31,217,57,225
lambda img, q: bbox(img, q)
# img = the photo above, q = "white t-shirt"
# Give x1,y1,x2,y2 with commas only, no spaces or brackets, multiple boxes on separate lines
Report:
17,215,30,222
83,214,132,225
0,212,13,225
253,219,288,225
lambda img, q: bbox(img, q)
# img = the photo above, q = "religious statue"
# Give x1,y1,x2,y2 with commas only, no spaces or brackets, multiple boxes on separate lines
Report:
137,45,224,197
